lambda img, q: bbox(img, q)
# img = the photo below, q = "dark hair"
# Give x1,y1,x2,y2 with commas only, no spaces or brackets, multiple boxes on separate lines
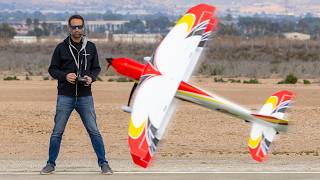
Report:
68,14,84,26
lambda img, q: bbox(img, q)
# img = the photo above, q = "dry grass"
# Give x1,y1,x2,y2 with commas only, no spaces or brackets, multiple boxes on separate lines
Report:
1,36,320,78
201,36,320,78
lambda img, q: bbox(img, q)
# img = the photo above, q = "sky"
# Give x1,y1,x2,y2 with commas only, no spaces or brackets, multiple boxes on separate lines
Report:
0,0,319,15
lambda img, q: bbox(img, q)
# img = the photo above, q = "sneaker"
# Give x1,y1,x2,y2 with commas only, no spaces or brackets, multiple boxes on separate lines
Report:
40,164,55,175
101,163,113,175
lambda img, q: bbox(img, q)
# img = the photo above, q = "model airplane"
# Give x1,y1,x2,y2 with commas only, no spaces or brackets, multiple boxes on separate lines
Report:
106,4,294,168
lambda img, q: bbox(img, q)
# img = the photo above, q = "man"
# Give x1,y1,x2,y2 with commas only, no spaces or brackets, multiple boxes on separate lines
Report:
40,15,113,175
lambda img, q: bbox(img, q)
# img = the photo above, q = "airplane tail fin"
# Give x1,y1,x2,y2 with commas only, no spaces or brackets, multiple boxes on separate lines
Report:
258,90,294,119
248,90,294,162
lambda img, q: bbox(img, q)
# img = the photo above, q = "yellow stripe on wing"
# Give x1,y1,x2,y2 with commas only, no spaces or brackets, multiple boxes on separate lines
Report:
128,118,146,139
264,96,278,111
177,90,223,105
176,13,195,32
253,114,289,125
248,135,262,149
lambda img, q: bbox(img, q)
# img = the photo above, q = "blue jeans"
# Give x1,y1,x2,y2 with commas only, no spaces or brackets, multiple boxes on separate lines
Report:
47,95,108,167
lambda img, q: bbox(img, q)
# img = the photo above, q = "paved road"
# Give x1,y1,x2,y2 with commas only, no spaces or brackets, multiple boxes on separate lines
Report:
2,159,320,172
0,172,320,180
1,159,320,180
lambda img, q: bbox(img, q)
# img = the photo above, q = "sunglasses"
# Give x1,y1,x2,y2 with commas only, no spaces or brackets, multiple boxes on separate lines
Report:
70,25,84,30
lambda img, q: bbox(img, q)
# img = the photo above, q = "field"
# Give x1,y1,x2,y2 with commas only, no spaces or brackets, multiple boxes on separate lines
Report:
0,77,319,172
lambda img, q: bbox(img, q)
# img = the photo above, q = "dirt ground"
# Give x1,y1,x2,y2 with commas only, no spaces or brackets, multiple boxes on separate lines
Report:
0,77,319,171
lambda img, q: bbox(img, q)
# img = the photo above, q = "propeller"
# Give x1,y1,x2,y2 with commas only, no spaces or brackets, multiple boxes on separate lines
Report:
105,57,113,72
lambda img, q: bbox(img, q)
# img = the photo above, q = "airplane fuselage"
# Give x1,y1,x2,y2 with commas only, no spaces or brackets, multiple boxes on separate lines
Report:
109,58,288,132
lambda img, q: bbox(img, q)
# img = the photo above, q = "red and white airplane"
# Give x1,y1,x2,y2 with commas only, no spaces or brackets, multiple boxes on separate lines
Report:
106,4,294,168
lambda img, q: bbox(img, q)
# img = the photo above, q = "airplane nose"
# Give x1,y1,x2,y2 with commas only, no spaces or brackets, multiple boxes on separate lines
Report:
105,57,145,81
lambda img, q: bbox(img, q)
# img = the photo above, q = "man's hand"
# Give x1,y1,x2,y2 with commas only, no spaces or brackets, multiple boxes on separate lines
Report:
66,73,77,84
84,75,92,86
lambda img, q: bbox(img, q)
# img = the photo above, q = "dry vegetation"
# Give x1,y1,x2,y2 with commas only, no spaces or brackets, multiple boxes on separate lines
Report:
200,36,320,78
1,36,320,78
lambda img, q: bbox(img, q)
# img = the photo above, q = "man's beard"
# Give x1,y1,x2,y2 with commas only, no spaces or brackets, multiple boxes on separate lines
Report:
72,32,82,38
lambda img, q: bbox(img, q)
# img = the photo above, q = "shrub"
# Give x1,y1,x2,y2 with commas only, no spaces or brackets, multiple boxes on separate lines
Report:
214,77,227,83
108,77,133,82
243,79,259,84
43,76,49,80
25,74,31,80
4,76,19,80
278,74,298,84
228,79,241,83
303,79,311,84
116,77,133,82
107,78,115,82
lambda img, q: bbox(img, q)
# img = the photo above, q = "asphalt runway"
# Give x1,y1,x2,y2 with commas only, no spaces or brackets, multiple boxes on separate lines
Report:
0,172,320,180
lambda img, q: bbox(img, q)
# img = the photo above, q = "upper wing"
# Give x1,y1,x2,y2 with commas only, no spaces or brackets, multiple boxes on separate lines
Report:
128,4,218,168
153,4,217,82
128,72,178,167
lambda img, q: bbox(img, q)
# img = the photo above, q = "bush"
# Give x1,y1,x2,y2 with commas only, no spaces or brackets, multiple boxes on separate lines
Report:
107,78,115,82
278,74,298,84
214,77,227,83
116,77,133,82
228,79,241,83
243,79,259,84
43,76,49,80
303,79,311,84
4,76,19,80
25,74,31,80
108,77,133,82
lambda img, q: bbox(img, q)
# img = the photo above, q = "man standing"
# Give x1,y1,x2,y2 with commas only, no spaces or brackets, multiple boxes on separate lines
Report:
40,15,113,175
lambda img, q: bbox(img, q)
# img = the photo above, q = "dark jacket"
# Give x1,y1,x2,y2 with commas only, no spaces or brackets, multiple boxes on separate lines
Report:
48,36,101,97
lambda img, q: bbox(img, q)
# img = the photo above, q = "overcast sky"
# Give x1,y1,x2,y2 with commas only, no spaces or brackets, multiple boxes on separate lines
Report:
0,0,319,13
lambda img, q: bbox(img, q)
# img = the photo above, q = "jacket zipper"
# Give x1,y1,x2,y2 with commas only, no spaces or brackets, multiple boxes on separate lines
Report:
69,38,86,97
70,45,80,97
76,51,80,97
